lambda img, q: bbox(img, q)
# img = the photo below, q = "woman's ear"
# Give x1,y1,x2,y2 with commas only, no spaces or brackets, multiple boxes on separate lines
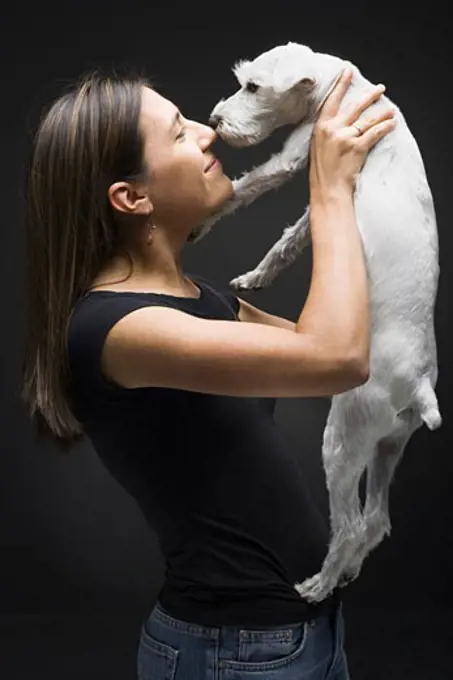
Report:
108,181,153,216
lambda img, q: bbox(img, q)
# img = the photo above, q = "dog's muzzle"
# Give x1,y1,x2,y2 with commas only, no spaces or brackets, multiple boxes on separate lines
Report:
209,114,223,130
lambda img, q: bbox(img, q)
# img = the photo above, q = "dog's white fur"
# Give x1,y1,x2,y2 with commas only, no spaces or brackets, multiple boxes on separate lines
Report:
193,43,441,602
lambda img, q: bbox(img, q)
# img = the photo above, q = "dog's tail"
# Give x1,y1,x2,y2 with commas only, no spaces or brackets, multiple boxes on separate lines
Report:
413,376,442,430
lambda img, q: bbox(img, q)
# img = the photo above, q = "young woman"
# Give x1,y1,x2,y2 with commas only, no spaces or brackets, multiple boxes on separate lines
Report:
21,67,394,679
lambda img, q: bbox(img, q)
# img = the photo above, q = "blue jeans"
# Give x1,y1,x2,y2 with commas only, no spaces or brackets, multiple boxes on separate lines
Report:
137,600,350,679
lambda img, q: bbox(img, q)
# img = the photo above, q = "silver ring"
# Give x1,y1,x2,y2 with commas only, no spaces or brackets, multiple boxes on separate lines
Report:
352,123,363,135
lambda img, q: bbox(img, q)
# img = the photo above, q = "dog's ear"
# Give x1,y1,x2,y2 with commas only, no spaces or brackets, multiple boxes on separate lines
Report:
271,42,317,94
274,73,316,95
294,76,316,90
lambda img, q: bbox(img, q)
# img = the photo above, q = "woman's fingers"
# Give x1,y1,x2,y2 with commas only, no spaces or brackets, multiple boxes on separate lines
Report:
311,66,397,192
346,107,396,137
341,84,387,126
356,116,397,151
318,69,391,135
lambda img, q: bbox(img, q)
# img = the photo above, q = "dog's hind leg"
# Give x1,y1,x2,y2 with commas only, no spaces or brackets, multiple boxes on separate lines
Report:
341,407,422,582
294,396,375,603
230,206,311,290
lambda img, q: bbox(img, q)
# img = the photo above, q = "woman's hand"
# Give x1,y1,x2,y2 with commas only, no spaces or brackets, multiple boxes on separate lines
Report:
309,68,396,197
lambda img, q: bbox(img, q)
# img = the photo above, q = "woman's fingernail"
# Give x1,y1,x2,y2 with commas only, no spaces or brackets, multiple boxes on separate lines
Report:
376,84,386,92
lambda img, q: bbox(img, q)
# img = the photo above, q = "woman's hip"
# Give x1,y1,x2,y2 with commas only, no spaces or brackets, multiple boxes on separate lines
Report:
136,599,349,679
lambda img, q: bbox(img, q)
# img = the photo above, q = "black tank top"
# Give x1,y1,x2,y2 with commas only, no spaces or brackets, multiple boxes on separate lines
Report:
66,274,340,626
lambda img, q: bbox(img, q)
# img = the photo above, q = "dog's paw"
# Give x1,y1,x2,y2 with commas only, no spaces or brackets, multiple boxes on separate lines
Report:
230,271,266,291
294,573,335,603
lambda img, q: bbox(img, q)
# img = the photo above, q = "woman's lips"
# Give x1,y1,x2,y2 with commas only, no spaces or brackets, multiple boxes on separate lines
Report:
205,158,221,173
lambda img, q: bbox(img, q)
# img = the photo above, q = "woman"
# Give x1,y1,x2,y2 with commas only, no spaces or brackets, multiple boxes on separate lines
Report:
21,67,395,679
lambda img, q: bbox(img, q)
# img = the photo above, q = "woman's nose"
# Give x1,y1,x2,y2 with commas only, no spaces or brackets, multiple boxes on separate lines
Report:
199,122,217,148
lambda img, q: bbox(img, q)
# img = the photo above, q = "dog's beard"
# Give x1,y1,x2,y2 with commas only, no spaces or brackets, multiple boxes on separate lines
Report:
217,121,265,147
220,132,262,147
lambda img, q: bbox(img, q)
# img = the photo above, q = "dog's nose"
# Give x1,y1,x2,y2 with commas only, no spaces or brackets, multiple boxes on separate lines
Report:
209,114,222,130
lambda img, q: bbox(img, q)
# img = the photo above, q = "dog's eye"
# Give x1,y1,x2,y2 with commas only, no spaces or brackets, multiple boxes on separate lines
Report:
245,82,259,93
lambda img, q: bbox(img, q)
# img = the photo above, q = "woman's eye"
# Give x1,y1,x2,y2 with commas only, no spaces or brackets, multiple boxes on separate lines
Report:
176,127,186,140
246,82,259,93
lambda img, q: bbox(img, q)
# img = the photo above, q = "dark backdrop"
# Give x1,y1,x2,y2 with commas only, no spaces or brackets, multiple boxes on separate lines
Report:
2,2,452,678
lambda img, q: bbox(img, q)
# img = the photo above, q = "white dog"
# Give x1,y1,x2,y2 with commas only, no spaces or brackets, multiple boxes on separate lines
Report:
192,42,441,602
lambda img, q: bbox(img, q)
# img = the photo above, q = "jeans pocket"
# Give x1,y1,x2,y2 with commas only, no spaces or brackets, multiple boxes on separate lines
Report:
137,623,180,680
219,621,311,672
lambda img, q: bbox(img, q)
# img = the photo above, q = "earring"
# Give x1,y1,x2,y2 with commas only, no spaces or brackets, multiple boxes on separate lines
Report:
146,221,157,245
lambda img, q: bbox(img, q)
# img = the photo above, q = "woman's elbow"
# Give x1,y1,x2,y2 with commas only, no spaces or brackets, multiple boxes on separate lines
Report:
341,354,370,389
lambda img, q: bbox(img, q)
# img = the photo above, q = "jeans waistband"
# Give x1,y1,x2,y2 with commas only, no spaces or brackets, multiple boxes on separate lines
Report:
151,599,340,640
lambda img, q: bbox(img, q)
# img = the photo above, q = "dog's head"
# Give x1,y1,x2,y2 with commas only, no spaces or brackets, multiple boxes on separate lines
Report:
209,42,345,146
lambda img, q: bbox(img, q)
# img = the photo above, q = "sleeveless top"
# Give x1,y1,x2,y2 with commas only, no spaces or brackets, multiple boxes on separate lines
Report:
66,274,340,626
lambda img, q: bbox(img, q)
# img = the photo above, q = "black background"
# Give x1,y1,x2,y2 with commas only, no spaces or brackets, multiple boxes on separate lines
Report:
2,2,452,678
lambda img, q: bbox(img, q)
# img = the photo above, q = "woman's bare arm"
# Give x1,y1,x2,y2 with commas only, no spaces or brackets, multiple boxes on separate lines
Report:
101,303,366,397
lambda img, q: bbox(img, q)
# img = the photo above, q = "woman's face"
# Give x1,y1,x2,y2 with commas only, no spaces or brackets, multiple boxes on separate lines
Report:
140,86,233,234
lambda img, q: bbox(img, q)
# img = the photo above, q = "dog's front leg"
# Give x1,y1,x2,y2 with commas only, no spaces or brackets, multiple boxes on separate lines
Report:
190,122,314,243
230,205,311,291
190,157,298,244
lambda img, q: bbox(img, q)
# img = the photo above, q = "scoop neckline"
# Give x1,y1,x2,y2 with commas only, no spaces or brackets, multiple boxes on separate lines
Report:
84,278,204,301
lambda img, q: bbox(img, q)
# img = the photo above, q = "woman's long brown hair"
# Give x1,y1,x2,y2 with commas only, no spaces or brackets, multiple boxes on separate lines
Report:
20,70,150,452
